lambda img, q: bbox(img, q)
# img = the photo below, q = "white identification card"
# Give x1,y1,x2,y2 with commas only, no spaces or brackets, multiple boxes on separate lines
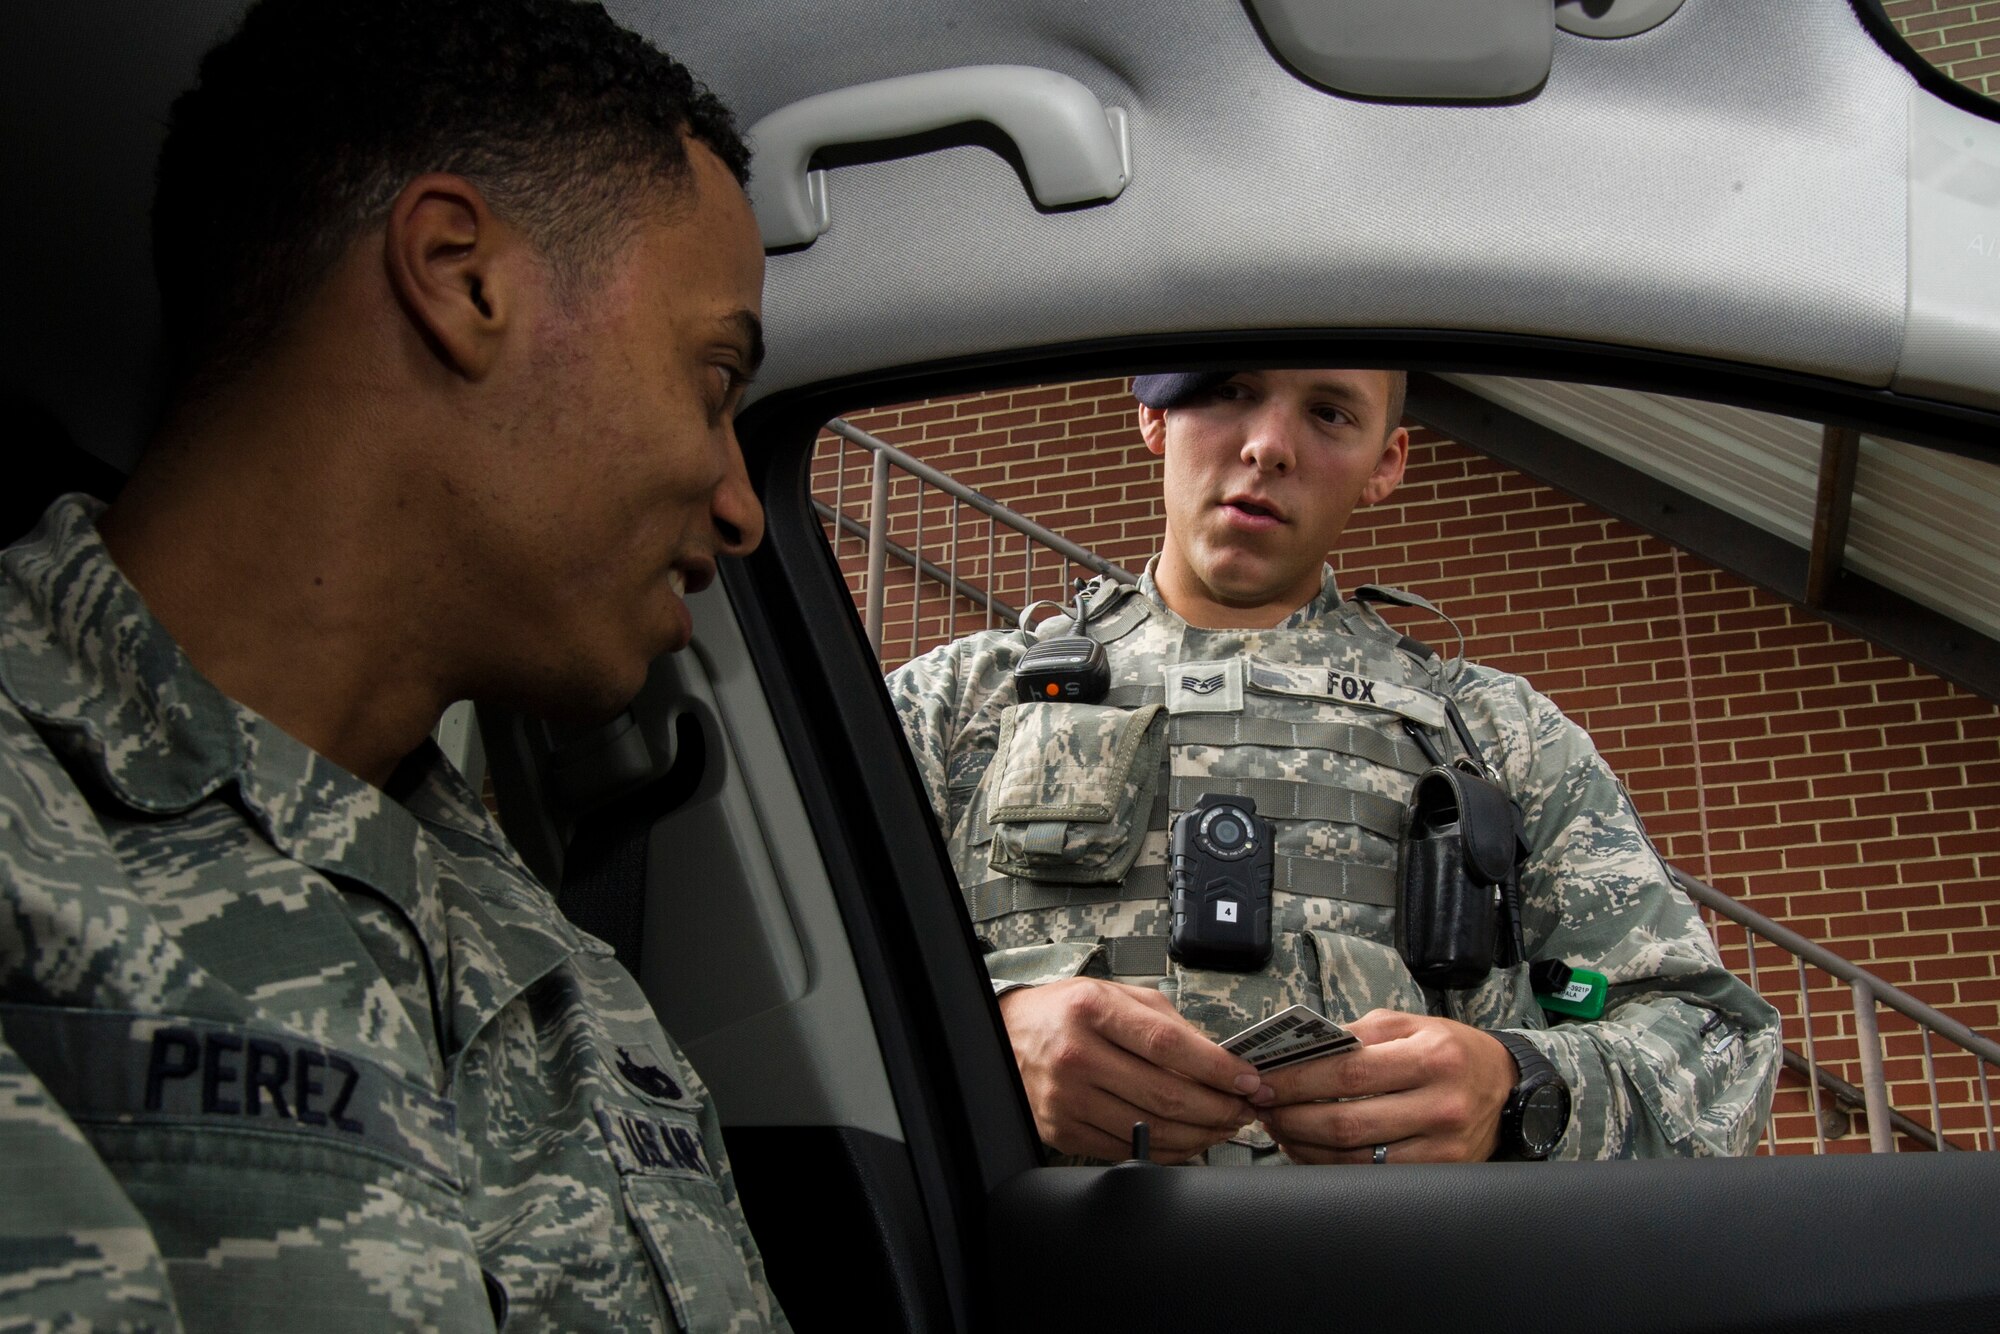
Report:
1220,1004,1360,1073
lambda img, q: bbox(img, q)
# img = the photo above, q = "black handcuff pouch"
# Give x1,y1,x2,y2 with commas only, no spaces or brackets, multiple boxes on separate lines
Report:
1397,762,1521,989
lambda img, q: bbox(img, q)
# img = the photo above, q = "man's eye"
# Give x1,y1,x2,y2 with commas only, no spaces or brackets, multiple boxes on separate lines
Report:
712,364,749,405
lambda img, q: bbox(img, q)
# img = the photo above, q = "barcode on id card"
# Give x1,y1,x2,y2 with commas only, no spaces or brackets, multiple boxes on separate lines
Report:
1220,1004,1360,1072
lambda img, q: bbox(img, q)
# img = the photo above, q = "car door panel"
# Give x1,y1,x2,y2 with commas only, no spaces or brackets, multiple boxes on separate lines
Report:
984,1156,2000,1333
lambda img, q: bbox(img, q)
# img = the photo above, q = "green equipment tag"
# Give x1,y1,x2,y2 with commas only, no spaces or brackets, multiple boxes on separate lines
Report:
1536,966,1607,1020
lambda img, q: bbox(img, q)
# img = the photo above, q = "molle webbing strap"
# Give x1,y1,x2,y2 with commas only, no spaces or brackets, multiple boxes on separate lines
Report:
1103,684,1166,708
968,863,1170,921
966,855,1396,922
1275,855,1397,907
1167,714,1433,775
1167,775,1405,841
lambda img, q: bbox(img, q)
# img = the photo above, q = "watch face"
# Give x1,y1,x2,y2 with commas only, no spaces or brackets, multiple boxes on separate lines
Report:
1519,1082,1570,1155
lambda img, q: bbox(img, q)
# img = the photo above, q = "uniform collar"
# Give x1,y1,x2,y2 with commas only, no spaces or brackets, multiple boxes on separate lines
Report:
1135,556,1343,632
0,494,244,813
1,495,580,1056
0,494,436,902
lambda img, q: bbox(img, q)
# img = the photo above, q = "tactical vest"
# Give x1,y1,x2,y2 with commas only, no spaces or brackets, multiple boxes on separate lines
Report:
947,581,1545,1155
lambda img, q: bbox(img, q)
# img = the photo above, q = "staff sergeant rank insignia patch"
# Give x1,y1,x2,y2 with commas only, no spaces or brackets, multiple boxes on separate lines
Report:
1165,658,1244,714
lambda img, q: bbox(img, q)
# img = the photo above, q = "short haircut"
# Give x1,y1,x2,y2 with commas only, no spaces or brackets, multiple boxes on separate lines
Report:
1383,370,1408,431
1135,368,1409,435
153,0,749,405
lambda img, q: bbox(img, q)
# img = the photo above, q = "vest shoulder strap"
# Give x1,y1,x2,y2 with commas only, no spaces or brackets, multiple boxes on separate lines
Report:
1346,583,1462,676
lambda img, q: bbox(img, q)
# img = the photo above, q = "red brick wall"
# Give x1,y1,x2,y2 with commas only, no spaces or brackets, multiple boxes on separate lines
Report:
1888,0,2000,97
812,382,2000,1156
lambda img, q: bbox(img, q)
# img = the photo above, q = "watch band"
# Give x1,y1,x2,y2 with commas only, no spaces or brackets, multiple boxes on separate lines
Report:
1490,1030,1570,1161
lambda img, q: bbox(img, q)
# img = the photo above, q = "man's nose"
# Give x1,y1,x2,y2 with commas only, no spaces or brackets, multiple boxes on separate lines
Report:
712,441,765,556
1240,406,1298,475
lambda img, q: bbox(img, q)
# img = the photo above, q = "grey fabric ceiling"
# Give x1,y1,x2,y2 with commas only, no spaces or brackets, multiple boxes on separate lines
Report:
5,0,1993,695
618,0,1920,404
3,0,1962,466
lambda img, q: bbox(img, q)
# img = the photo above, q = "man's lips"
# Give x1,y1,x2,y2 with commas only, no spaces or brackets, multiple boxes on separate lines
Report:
667,561,715,598
1220,496,1286,526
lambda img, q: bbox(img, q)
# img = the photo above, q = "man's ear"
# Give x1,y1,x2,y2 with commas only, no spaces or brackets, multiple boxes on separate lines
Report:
1139,404,1169,457
383,173,523,381
1361,426,1410,505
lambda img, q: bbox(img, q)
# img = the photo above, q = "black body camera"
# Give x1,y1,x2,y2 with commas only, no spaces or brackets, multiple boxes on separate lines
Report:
1168,793,1274,971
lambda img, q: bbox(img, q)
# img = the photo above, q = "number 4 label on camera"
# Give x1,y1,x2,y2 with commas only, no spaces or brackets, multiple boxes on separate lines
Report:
1221,1004,1359,1072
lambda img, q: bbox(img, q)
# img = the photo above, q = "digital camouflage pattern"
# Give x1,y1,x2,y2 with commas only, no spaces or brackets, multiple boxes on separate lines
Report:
890,561,1782,1161
0,497,788,1333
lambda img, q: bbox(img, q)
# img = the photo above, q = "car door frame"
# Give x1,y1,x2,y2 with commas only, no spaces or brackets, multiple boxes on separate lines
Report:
725,328,2000,1332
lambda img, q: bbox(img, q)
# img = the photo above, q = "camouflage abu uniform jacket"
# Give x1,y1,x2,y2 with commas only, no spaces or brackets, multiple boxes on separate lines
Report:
0,497,789,1333
889,560,1780,1160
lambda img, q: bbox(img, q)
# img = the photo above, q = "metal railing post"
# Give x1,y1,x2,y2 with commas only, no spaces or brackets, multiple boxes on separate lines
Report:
1922,1028,1944,1151
948,503,960,641
1852,979,1895,1153
1980,1061,1995,1152
911,479,925,659
1798,959,1827,1155
864,451,890,651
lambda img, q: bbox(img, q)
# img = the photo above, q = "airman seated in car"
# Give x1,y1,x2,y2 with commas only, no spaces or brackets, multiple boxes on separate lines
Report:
891,368,1782,1164
0,1,788,1328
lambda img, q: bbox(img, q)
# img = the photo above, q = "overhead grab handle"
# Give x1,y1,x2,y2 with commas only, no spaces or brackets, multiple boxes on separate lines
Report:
747,65,1131,250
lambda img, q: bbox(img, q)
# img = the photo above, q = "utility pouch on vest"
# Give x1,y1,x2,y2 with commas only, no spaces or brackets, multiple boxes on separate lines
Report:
1397,764,1520,989
986,702,1166,885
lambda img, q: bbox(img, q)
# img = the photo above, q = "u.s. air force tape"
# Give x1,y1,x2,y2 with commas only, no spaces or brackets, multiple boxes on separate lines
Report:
0,1004,462,1188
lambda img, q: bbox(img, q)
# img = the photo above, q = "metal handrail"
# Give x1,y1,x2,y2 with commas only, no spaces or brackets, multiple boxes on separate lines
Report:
818,421,1999,1154
1674,868,2000,1069
827,419,1138,585
814,500,1021,625
1674,865,1999,1154
1779,1050,1956,1152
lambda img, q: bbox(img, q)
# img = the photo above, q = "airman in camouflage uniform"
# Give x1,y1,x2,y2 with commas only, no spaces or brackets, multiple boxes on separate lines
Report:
889,369,1780,1164
2,0,786,1327
0,502,790,1331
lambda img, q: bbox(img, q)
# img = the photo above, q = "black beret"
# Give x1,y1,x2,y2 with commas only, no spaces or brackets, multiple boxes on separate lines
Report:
1131,372,1232,408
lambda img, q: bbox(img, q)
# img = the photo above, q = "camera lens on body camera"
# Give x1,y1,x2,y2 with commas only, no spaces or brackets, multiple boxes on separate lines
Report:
1197,806,1255,860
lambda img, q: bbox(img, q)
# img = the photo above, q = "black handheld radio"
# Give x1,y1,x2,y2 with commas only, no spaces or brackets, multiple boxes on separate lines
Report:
1014,579,1111,704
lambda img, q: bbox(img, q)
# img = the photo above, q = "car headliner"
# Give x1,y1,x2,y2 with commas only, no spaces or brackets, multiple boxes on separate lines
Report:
4,0,1997,688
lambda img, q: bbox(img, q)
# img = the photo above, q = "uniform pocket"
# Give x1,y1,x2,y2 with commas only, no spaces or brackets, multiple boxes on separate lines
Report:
624,1174,767,1333
592,1097,772,1333
986,702,1165,885
1305,928,1430,1024
1600,999,1706,1146
1,1006,488,1332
